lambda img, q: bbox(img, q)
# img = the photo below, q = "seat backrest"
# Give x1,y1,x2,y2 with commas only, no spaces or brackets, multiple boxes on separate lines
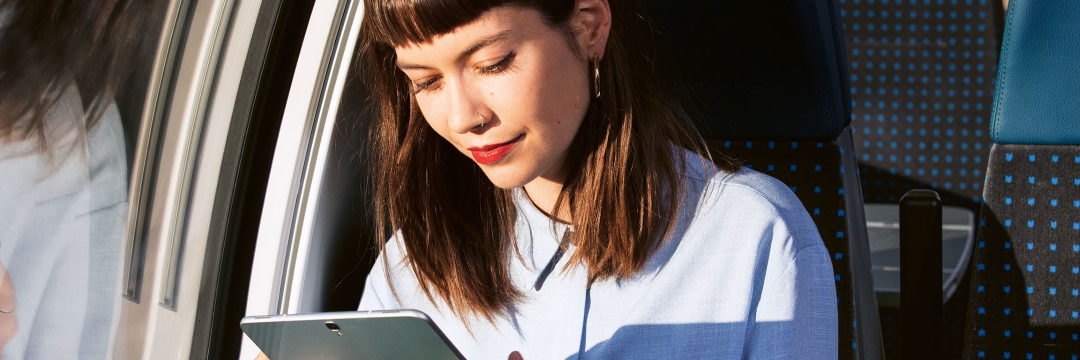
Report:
837,1,1005,357
964,0,1080,357
646,2,882,359
840,0,1003,211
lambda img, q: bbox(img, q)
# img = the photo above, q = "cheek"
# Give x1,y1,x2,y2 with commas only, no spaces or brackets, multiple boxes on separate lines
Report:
533,59,589,139
499,59,587,129
415,97,453,140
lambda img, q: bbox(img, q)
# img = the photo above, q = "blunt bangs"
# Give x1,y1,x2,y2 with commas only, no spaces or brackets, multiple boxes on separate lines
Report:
365,0,574,47
366,0,505,47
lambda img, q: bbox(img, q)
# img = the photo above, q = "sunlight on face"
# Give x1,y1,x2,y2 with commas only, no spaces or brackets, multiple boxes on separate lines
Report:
394,6,590,189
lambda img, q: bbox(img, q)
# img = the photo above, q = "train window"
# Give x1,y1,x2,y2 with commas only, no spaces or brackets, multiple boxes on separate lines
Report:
237,0,365,351
245,0,369,319
122,0,196,307
0,0,172,357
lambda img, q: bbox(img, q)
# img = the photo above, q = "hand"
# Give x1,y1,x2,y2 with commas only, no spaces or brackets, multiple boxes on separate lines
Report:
508,351,523,360
255,352,270,360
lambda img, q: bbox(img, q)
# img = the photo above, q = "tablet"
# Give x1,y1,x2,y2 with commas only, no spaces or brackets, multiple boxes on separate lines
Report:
240,310,464,360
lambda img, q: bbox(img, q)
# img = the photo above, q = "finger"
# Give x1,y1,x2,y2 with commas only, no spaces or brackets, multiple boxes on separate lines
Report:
508,350,523,360
255,352,270,360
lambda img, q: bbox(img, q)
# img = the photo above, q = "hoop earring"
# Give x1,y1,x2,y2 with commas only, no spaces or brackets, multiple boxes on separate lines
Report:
592,61,601,98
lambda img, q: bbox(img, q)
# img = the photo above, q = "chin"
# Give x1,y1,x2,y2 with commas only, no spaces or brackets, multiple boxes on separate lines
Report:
479,166,535,189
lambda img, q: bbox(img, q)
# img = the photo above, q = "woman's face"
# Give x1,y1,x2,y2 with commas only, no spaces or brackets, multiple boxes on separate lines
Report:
394,6,592,189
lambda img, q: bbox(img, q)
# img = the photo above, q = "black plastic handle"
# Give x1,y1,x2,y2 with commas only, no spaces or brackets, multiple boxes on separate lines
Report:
899,189,943,360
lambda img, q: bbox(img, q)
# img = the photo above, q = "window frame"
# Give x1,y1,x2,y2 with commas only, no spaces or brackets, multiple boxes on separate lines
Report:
240,0,365,357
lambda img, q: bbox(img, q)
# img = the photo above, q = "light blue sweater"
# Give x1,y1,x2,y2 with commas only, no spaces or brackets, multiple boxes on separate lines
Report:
0,85,127,359
359,151,838,359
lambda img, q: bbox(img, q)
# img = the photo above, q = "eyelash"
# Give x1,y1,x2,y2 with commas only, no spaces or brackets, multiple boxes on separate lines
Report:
413,77,440,94
479,52,516,75
411,52,516,94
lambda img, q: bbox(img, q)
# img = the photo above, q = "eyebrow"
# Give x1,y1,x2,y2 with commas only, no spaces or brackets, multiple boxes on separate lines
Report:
397,30,515,70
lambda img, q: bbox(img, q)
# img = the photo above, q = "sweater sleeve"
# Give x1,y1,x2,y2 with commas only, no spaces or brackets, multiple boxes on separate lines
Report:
743,244,838,359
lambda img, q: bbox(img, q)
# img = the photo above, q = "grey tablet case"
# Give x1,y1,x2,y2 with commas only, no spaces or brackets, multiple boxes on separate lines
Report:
240,310,464,360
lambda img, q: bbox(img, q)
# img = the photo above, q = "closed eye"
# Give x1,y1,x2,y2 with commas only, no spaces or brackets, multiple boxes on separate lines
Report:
410,52,514,94
412,75,442,94
478,52,516,75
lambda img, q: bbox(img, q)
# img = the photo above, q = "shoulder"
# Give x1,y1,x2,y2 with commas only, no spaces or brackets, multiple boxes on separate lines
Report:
86,101,129,210
0,90,127,212
681,148,809,229
367,231,422,289
359,232,413,309
375,231,411,271
677,149,824,255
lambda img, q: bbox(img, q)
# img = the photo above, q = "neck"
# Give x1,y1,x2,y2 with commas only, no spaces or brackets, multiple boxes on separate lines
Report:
522,176,570,223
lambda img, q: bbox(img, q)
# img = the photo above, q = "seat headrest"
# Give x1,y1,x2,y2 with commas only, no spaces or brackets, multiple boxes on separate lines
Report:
646,1,851,141
991,0,1080,145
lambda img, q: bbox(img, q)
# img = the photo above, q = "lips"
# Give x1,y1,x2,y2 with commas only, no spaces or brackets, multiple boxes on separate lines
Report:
467,134,523,165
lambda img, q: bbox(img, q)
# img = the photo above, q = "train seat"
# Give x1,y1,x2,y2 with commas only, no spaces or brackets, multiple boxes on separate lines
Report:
964,0,1080,357
836,0,1005,356
647,1,882,359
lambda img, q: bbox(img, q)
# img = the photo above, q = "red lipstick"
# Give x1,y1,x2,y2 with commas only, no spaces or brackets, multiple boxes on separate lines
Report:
467,134,523,165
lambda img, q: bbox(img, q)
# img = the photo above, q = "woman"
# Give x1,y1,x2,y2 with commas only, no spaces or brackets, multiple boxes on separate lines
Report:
0,0,161,357
357,0,838,358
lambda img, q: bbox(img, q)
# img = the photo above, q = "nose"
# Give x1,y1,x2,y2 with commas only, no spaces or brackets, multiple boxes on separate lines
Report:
445,78,488,134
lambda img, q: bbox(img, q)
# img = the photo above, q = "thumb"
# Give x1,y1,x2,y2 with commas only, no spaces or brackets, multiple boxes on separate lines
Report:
508,351,523,360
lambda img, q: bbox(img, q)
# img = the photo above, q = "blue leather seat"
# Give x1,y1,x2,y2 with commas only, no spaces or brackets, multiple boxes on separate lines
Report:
964,0,1080,357
646,1,883,359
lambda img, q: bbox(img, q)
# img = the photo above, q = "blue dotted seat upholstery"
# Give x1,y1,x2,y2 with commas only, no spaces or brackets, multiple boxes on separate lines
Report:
837,0,1003,356
965,0,1080,358
967,147,1080,358
839,0,1001,210
646,1,883,359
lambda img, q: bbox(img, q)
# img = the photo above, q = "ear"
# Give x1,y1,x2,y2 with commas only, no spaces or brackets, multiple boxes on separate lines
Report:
570,0,611,61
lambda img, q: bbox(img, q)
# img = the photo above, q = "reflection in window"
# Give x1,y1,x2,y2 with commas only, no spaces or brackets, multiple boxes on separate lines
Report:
0,0,167,357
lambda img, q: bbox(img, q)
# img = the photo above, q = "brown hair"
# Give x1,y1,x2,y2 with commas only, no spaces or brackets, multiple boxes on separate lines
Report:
359,0,739,321
0,0,159,150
